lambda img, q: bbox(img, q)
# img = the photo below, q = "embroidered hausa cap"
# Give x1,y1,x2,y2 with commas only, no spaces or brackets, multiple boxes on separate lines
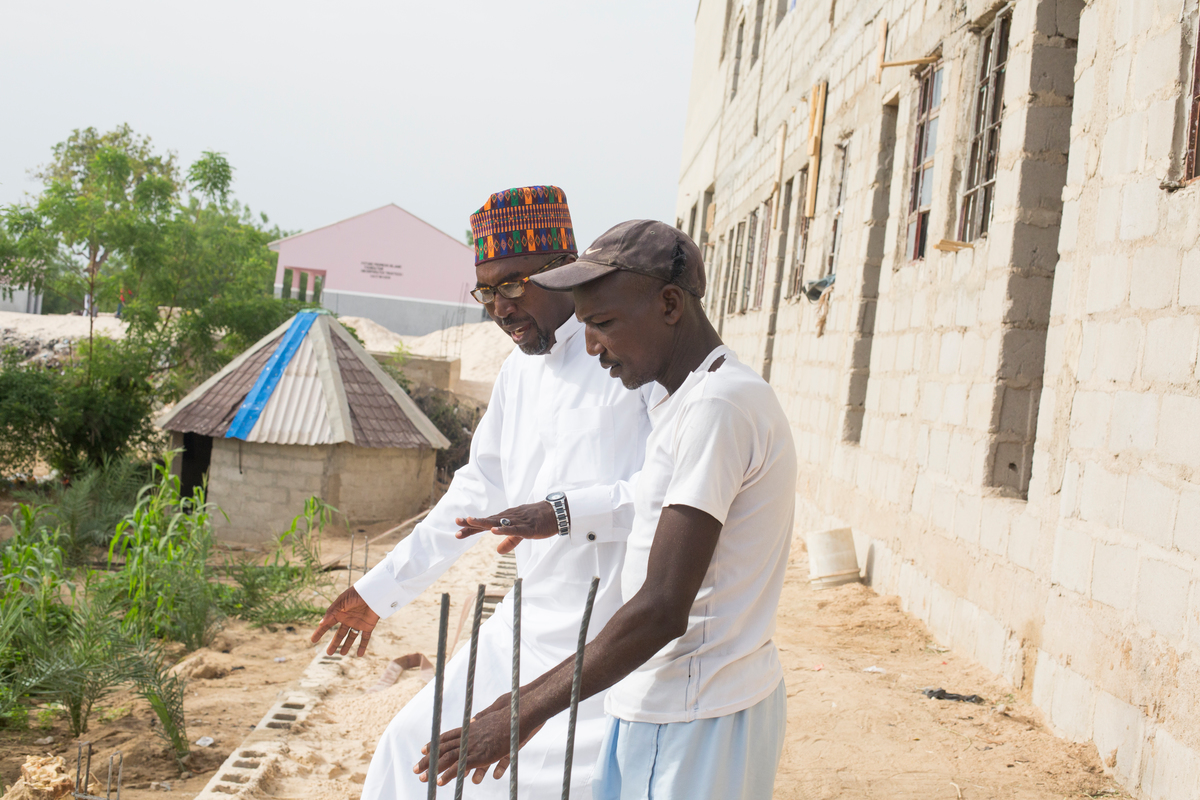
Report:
531,219,706,297
469,185,577,266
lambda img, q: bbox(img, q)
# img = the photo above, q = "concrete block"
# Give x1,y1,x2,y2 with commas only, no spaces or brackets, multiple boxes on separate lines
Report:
1009,513,1041,571
931,483,957,533
1136,557,1190,641
942,382,967,426
950,596,980,660
1140,726,1200,800
1119,179,1163,241
1052,525,1094,594
1123,472,1177,548
928,580,957,644
1092,542,1138,610
1085,253,1131,313
998,327,1048,381
1109,390,1160,452
979,500,1012,557
1132,27,1183,99
1032,648,1058,715
948,433,976,482
1157,394,1200,468
938,331,962,374
1143,315,1199,383
954,491,982,546
1051,662,1096,743
1079,463,1126,528
1175,487,1200,558
1107,51,1132,116
1096,318,1143,383
1129,248,1181,310
1069,391,1112,449
960,331,985,376
1060,459,1082,519
972,607,1009,678
1181,247,1200,307
1092,690,1145,783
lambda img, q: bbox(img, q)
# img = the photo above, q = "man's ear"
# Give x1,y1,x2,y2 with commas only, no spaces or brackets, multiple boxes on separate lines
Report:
660,284,687,325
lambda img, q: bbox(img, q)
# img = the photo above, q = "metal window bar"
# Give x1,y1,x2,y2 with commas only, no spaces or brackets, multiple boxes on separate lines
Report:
959,11,1011,241
741,209,758,312
753,200,773,309
788,169,811,298
1188,16,1200,178
727,222,746,314
827,144,850,277
906,63,944,261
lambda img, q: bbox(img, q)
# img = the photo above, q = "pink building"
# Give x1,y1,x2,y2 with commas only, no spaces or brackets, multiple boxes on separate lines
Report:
269,204,487,336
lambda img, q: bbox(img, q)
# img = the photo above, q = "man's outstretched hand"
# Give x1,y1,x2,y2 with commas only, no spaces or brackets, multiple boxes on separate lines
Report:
311,586,380,657
414,692,544,786
455,501,563,555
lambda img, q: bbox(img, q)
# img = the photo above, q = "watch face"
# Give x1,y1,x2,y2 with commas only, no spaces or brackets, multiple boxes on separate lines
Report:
546,492,566,502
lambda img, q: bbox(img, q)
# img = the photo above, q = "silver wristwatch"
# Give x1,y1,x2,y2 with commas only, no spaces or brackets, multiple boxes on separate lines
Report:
546,491,570,536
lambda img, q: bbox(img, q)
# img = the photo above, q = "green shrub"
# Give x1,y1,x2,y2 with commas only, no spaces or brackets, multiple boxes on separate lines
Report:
130,640,189,764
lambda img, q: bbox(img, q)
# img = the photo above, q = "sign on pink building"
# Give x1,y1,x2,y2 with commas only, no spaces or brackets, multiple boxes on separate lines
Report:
269,204,486,335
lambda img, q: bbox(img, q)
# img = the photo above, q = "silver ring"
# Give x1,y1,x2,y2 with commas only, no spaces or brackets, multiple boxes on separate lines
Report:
500,518,512,527
348,628,359,635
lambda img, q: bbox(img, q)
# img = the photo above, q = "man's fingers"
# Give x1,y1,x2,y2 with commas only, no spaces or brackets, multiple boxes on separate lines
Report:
326,623,347,656
355,629,372,657
496,535,522,554
492,756,510,780
337,625,358,656
310,617,335,645
471,766,488,784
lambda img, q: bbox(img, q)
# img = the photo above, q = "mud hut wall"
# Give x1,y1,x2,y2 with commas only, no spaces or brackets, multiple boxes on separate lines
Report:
327,443,435,525
680,0,1200,795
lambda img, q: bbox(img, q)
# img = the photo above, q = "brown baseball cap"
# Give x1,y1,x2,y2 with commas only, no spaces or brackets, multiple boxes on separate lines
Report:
530,219,706,297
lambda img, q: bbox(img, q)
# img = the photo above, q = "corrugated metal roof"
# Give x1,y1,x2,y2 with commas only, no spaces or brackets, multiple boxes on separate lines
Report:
245,335,333,445
158,312,447,450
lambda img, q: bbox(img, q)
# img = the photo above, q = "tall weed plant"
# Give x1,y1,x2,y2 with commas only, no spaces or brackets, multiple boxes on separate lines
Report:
106,458,219,650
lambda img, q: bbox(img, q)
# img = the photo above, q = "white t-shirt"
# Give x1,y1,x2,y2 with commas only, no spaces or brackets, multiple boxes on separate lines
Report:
604,345,798,724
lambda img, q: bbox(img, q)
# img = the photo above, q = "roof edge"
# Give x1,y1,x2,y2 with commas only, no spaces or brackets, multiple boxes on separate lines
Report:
268,203,473,254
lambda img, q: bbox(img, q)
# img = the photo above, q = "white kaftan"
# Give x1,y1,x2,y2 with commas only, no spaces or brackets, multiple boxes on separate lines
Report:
356,314,653,800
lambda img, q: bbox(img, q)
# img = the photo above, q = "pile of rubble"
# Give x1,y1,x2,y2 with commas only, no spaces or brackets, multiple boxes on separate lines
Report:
0,329,76,368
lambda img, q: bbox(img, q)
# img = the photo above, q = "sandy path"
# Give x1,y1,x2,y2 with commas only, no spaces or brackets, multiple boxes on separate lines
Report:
232,538,1128,800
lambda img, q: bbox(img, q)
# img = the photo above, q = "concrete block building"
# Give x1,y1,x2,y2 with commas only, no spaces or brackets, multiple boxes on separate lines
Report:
157,310,449,542
678,0,1200,796
269,205,488,336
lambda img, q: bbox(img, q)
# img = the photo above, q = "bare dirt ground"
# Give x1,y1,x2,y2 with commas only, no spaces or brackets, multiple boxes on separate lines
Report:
2,520,1131,800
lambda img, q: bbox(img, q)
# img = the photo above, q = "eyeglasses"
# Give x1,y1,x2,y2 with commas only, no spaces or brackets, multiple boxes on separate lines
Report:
470,255,569,305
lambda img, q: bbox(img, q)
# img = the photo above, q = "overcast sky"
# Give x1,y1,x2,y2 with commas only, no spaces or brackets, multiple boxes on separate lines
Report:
0,1,697,249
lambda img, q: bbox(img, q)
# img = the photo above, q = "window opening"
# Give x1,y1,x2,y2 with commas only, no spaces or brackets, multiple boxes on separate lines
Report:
753,200,773,308
787,168,811,298
826,144,850,277
687,203,699,239
775,0,790,26
731,21,745,99
907,62,944,261
1188,15,1200,178
960,13,1010,240
751,0,766,65
727,222,746,315
762,178,793,382
741,209,758,312
709,234,726,318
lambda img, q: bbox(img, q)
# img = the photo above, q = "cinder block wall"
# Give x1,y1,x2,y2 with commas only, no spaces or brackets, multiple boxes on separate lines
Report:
678,0,1200,796
208,439,435,543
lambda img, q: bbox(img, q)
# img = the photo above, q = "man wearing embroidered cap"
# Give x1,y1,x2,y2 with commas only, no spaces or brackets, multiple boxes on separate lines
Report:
312,188,657,799
418,221,797,800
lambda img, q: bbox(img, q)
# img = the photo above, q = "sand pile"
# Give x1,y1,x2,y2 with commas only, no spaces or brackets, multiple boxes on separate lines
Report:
0,311,127,367
339,316,513,387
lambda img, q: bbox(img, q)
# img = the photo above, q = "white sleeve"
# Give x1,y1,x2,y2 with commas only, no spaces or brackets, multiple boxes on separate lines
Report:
660,395,754,525
355,370,511,618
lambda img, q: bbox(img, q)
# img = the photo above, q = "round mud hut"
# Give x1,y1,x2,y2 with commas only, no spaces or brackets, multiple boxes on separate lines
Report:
157,310,449,542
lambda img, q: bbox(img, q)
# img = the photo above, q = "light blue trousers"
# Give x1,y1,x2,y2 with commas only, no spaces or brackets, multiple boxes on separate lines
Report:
593,680,787,800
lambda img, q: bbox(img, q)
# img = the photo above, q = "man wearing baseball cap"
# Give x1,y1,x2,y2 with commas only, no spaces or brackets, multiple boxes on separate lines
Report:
419,220,798,799
314,191,658,800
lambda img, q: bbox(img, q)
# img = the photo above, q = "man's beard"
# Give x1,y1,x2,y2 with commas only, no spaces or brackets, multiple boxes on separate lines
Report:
518,324,553,356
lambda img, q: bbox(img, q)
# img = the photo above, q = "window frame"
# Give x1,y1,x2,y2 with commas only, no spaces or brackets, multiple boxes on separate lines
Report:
959,13,1011,241
787,168,811,298
753,199,773,309
740,210,758,312
730,20,745,100
906,61,944,262
727,221,746,315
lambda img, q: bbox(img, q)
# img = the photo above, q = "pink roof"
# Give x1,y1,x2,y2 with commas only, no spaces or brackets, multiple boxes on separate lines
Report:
270,205,476,305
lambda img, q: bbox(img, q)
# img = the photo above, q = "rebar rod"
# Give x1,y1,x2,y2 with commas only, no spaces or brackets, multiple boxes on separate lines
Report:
454,584,487,800
510,578,522,800
427,593,450,800
561,576,599,800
